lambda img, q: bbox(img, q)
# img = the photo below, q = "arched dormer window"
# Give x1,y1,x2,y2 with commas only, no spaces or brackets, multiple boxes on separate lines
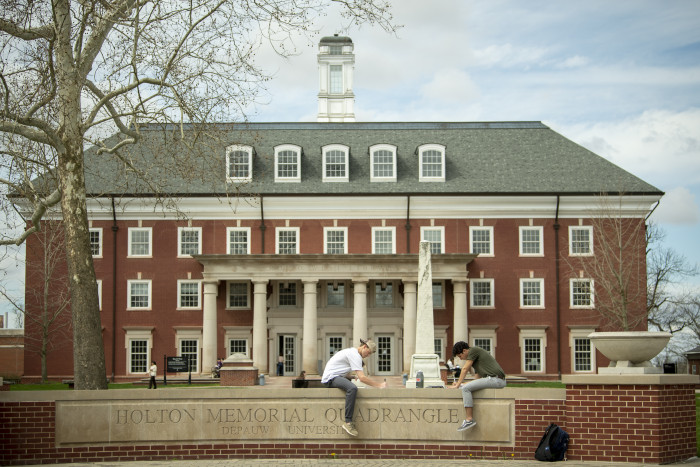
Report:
226,145,253,182
274,144,302,183
369,144,397,182
418,144,446,182
322,144,349,182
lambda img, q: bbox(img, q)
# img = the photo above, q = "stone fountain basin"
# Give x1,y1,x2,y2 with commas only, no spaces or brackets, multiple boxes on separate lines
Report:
588,331,671,365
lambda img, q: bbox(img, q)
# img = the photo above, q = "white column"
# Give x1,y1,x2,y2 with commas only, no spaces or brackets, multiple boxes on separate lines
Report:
302,280,319,375
402,281,417,374
252,280,269,374
202,281,219,373
453,280,468,345
352,280,368,346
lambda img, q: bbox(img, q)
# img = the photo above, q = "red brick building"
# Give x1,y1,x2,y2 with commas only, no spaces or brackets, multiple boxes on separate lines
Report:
19,36,662,382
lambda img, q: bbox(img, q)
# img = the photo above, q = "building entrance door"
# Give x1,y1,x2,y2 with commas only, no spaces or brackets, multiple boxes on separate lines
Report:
374,335,394,376
279,335,297,376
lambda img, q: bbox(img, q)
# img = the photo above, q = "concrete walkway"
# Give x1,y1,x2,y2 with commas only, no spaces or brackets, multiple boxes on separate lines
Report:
29,457,700,466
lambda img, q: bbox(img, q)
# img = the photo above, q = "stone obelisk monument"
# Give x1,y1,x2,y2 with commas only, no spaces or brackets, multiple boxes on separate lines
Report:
406,241,445,388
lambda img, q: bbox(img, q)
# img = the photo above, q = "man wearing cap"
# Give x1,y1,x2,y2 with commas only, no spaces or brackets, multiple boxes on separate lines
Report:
321,338,387,437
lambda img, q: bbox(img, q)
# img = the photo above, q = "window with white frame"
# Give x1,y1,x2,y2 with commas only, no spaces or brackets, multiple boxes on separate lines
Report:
374,281,394,307
519,226,543,256
569,226,593,256
226,145,253,182
329,65,343,93
178,227,201,257
227,282,249,308
432,281,444,308
326,282,345,306
573,337,593,372
421,226,444,254
127,280,151,310
125,329,152,374
470,279,494,308
229,338,249,357
324,227,347,254
570,278,594,308
279,282,297,306
178,280,201,309
523,338,543,372
434,338,445,361
469,226,493,256
372,227,395,254
473,337,493,354
418,144,445,182
227,227,250,254
128,227,152,257
179,339,200,373
97,280,102,311
89,228,102,257
519,327,546,373
129,339,149,373
276,227,299,254
274,145,301,182
322,145,349,182
370,144,397,182
520,278,544,308
469,327,497,357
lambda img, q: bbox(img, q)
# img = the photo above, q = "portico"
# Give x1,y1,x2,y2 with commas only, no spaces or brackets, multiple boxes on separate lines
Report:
195,254,476,376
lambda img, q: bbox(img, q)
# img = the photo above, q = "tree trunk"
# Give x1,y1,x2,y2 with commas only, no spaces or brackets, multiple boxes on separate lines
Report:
54,0,107,388
57,139,107,389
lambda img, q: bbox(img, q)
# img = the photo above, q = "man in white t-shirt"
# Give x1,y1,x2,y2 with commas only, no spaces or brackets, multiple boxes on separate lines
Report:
321,338,386,437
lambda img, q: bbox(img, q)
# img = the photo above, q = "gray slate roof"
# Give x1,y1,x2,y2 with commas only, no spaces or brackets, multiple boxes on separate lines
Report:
82,121,662,198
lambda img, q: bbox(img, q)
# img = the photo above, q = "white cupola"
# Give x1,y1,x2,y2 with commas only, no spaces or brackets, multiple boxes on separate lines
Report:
317,35,355,122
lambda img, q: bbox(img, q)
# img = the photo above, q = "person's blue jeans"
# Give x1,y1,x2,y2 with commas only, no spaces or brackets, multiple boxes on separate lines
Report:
326,377,357,423
461,376,506,407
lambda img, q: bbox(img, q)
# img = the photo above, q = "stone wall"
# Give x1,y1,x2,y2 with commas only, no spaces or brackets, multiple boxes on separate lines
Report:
0,375,696,465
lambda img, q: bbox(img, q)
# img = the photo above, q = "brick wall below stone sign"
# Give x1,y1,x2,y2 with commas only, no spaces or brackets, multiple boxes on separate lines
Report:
0,399,566,465
565,384,696,464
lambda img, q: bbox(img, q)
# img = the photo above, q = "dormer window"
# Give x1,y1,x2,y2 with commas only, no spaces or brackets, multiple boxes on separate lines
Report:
370,144,397,182
274,144,302,183
226,145,252,182
418,144,446,182
322,144,349,182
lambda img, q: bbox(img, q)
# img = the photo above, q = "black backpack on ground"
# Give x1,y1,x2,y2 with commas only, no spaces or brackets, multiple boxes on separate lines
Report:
534,423,569,461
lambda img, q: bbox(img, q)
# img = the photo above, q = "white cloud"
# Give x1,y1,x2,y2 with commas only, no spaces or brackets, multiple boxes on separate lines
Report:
557,108,700,188
472,43,550,69
420,69,480,104
557,55,590,69
651,187,700,225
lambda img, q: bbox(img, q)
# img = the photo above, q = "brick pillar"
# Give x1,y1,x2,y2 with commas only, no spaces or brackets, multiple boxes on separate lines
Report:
563,374,698,464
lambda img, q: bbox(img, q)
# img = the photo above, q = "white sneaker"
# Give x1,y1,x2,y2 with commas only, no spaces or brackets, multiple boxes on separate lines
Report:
457,419,476,431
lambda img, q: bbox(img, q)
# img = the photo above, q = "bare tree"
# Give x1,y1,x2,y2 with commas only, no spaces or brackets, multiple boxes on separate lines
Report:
563,195,650,331
0,220,72,382
1,0,396,389
646,223,698,333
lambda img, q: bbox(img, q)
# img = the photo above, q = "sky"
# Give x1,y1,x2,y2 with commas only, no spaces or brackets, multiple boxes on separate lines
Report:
1,0,699,327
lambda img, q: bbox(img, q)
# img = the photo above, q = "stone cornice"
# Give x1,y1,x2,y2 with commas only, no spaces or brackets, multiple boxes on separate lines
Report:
193,253,476,282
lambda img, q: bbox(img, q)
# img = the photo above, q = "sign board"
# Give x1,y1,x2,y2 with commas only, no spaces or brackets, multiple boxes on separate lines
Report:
166,356,190,373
